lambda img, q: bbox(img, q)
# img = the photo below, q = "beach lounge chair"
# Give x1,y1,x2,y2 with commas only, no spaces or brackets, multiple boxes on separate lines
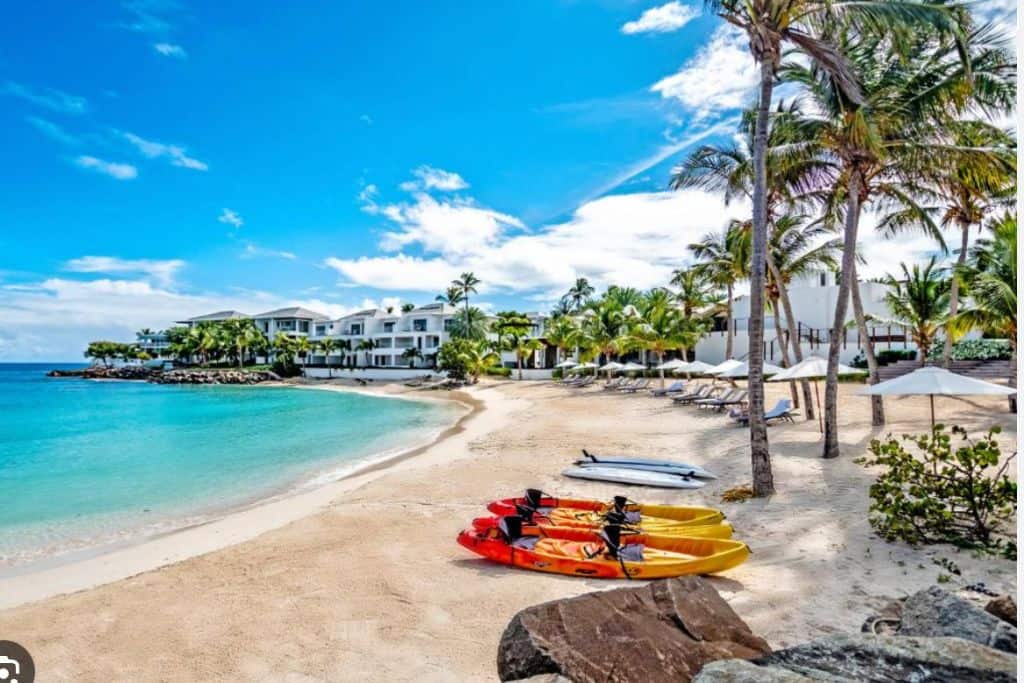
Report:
698,390,748,412
650,380,685,397
673,385,722,405
619,378,650,393
694,388,740,410
601,377,626,391
733,399,798,425
572,376,596,389
612,378,639,392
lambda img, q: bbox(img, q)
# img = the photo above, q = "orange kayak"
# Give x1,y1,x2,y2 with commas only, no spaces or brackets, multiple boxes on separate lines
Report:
471,514,733,540
457,517,749,579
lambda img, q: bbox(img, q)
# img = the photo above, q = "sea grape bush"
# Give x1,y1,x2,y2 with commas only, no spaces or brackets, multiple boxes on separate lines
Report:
926,339,1012,362
858,425,1016,559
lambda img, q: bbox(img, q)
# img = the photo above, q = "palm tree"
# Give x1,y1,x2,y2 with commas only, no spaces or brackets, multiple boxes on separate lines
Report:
708,0,970,490
670,268,721,320
563,277,595,313
272,332,296,366
494,311,535,380
780,22,996,455
448,306,490,341
632,292,698,388
401,346,424,369
318,338,339,376
925,123,1016,366
452,272,481,332
436,286,465,307
689,223,749,360
950,212,1017,409
883,259,951,364
544,315,579,366
355,339,375,367
461,340,501,383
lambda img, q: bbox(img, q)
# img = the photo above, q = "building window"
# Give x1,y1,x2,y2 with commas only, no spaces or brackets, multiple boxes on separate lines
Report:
315,325,326,336
299,321,309,333
350,324,362,335
443,319,454,332
383,322,395,333
819,272,827,287
413,319,427,332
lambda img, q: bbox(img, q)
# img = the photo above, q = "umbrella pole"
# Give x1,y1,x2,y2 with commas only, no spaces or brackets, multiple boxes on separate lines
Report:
814,381,823,434
930,395,935,431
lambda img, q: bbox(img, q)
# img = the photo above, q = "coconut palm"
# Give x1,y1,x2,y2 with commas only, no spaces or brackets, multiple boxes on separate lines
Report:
780,21,1003,455
436,286,465,308
950,212,1017,409
448,306,490,341
631,292,702,388
707,0,969,491
883,259,951,363
670,268,721,321
452,272,481,331
563,277,595,313
494,311,537,380
688,222,750,360
318,338,339,376
355,338,375,367
401,346,424,369
544,315,579,365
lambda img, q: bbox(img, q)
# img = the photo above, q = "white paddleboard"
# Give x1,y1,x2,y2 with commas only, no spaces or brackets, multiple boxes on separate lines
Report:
561,466,706,489
578,451,717,480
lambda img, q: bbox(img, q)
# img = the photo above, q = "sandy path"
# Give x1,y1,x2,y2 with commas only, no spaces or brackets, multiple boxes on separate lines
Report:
0,380,1016,681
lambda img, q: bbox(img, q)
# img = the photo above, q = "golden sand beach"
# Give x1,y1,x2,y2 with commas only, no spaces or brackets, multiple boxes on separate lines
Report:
0,379,1016,681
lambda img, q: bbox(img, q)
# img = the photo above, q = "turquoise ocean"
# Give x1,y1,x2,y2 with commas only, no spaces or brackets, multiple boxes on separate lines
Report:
0,363,463,571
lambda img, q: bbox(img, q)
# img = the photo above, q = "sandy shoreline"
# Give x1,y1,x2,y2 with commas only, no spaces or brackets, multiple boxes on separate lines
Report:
0,378,1016,681
0,381,477,608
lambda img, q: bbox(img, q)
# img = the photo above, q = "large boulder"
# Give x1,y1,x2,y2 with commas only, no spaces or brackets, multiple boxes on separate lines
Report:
695,634,1016,682
900,586,1016,653
985,595,1016,627
496,577,769,682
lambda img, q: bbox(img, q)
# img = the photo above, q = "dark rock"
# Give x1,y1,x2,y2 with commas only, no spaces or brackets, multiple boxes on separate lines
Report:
900,586,1016,653
696,635,1016,683
496,577,769,682
860,598,903,636
693,659,816,682
985,595,1016,627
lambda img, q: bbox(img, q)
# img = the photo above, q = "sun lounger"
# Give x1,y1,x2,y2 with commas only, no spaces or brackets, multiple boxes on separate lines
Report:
650,380,685,397
601,377,626,391
732,399,798,425
570,375,596,389
698,390,748,412
612,378,639,391
619,378,650,393
694,388,740,409
674,385,724,405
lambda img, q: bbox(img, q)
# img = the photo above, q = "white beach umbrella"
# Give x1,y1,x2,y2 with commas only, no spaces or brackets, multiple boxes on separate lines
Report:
599,361,623,371
717,361,784,379
706,359,743,375
575,361,598,375
620,362,646,374
859,366,1016,428
555,359,578,369
674,360,715,376
768,355,863,433
656,358,688,371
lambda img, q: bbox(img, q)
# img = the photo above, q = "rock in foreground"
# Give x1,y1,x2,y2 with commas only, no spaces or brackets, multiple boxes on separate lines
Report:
695,634,1016,682
899,586,1016,653
497,576,769,682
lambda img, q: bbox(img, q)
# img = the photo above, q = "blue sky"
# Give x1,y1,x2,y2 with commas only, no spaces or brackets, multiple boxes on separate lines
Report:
0,1,1015,360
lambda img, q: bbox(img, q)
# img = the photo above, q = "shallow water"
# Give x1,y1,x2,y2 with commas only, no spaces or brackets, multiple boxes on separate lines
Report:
0,363,461,569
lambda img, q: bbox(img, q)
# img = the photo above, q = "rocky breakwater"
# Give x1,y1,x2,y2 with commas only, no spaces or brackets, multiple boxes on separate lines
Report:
47,366,280,384
152,369,280,384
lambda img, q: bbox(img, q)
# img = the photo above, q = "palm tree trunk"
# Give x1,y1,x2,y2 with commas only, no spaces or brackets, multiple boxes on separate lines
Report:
771,296,799,407
849,263,885,425
766,253,814,419
517,355,523,381
725,283,734,359
658,351,665,388
748,59,774,496
943,220,971,367
824,170,862,459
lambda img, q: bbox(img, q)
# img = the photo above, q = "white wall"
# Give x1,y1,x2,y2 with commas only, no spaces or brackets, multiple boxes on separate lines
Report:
303,367,444,381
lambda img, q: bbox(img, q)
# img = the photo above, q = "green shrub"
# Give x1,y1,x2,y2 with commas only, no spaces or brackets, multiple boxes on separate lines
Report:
271,359,301,378
552,368,564,380
876,349,917,365
927,339,1012,362
857,425,1016,558
484,366,511,377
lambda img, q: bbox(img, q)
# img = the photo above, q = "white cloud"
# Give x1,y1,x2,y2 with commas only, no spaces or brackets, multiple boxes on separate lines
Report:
621,2,699,35
374,191,525,257
324,254,461,293
120,131,208,170
3,81,88,115
650,24,756,119
119,0,182,34
241,243,297,260
64,255,185,286
74,156,138,180
399,165,469,192
26,116,80,146
153,42,187,59
218,208,244,229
